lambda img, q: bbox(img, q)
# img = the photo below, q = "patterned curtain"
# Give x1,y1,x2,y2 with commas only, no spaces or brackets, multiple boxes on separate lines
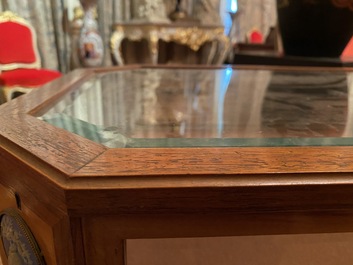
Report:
94,0,134,66
0,0,70,73
95,1,115,67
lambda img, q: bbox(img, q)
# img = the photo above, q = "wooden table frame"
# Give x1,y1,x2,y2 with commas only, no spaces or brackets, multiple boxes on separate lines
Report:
1,65,353,265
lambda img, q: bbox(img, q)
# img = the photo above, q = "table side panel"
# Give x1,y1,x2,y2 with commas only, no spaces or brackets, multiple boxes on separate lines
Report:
75,147,353,176
80,211,353,265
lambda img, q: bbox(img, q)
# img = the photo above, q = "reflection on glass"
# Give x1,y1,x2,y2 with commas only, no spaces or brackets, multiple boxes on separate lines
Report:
39,68,353,148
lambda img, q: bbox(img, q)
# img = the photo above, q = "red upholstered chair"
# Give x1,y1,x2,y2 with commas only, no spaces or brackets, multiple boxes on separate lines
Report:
0,11,62,102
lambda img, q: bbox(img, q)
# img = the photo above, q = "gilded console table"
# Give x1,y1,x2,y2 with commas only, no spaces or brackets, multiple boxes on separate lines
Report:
2,65,353,265
110,23,230,65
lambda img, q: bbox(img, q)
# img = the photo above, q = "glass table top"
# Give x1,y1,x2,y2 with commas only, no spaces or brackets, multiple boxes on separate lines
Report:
40,67,353,148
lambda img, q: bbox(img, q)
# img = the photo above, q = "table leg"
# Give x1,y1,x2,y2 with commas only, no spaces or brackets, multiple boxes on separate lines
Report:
149,30,159,64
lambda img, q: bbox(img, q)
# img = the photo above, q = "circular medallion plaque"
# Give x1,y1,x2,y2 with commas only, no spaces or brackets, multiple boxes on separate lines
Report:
0,209,45,265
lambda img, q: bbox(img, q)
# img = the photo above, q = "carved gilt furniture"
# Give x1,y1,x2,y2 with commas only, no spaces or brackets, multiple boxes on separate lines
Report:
110,23,230,65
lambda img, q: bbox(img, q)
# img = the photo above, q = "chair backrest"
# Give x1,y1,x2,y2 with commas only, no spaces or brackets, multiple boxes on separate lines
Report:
0,11,41,71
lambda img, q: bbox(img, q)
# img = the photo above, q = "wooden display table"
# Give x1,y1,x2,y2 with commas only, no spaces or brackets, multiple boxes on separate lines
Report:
1,65,353,265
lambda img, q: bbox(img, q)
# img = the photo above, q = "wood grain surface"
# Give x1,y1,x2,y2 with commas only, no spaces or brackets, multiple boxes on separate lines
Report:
1,65,353,265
